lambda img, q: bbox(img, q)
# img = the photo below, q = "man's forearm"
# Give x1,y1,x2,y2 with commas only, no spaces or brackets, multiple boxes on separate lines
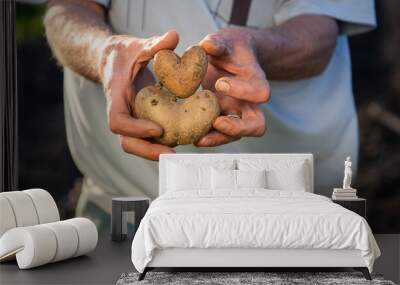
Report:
44,0,112,82
251,15,338,80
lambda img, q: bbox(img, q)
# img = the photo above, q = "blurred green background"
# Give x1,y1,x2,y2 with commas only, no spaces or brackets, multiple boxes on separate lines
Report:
16,3,45,43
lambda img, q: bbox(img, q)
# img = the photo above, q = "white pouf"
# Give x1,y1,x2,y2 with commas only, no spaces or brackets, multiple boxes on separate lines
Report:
65,218,98,257
23,189,60,224
0,191,39,227
0,189,60,238
42,221,79,262
0,196,17,237
0,225,57,269
0,218,98,269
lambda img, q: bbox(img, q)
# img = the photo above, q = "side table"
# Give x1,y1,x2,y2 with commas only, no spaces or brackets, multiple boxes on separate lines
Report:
332,198,366,219
111,197,150,242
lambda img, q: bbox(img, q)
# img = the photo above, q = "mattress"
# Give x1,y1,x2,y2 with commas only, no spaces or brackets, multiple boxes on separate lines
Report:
131,190,380,273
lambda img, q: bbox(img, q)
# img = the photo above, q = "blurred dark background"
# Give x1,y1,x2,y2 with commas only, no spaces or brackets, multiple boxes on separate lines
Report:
16,3,81,219
16,2,399,232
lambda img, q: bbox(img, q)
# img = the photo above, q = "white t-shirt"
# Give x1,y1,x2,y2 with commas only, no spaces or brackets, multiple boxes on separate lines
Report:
63,0,376,199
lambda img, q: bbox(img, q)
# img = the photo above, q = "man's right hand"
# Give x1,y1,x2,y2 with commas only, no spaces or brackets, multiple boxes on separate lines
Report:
100,31,179,161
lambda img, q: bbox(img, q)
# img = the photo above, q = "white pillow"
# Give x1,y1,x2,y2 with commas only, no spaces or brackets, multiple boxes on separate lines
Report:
168,163,211,191
238,159,307,191
211,169,268,190
211,168,236,190
267,168,306,191
166,159,236,192
236,169,267,189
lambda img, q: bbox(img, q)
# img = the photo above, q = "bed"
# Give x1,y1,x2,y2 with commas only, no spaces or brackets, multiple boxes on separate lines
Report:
131,154,380,280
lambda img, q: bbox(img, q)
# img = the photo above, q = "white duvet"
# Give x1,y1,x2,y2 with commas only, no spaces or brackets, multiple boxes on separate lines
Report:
131,190,380,273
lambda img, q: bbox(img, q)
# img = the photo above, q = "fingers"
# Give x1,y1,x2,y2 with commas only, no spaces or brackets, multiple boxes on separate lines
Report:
120,136,175,161
196,131,239,147
201,63,230,91
215,76,270,104
150,30,179,52
133,67,156,91
203,48,270,104
108,89,163,138
199,34,230,57
213,116,245,137
213,105,266,138
109,113,163,138
141,30,179,61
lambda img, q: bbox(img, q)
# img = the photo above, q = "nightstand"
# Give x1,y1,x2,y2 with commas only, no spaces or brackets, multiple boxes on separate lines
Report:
332,198,366,219
111,197,150,242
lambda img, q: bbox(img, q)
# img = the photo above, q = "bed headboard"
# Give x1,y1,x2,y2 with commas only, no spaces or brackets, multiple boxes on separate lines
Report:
159,153,314,195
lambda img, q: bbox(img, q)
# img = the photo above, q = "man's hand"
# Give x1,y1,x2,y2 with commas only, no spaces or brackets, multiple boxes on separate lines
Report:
45,1,182,161
197,28,270,147
100,31,179,160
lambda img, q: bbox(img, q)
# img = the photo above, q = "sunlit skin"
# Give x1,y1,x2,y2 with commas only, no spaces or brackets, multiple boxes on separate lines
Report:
44,0,338,160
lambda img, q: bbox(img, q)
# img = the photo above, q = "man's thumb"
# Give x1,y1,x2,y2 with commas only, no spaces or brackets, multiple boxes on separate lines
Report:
145,30,179,56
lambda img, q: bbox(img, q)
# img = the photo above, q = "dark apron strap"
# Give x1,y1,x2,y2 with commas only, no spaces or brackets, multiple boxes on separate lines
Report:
229,0,252,26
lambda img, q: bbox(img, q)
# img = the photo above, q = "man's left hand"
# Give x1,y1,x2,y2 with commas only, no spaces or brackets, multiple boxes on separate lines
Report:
197,27,270,147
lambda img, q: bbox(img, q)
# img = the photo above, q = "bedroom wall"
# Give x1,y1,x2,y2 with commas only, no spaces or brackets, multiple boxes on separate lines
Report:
373,234,400,283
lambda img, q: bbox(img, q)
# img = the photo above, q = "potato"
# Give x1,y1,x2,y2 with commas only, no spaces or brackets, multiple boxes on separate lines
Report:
134,85,220,146
153,46,207,98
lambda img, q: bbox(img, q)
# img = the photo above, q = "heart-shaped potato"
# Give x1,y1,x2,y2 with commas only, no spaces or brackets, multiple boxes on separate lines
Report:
134,85,220,146
153,46,208,98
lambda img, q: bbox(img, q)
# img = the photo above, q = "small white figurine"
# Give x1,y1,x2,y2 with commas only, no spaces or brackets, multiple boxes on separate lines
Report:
342,156,353,189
